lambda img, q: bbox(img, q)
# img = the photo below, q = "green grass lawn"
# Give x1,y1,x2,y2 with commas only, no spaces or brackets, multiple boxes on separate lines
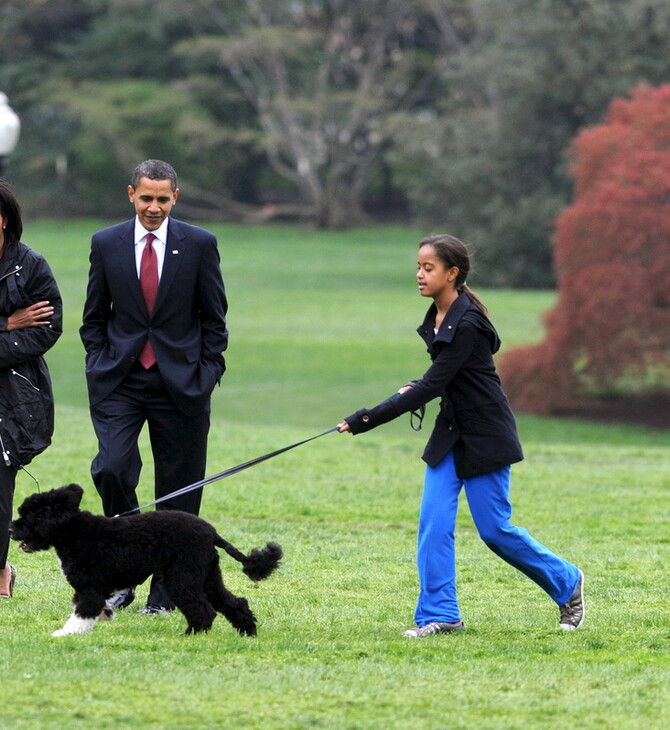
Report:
0,221,668,729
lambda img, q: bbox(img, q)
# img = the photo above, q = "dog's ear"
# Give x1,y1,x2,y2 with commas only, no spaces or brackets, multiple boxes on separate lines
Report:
60,484,84,509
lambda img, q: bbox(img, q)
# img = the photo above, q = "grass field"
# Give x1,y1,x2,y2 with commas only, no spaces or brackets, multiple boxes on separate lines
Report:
0,221,668,729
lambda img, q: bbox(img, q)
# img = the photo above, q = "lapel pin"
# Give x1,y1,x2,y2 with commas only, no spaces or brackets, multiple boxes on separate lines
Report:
172,250,179,254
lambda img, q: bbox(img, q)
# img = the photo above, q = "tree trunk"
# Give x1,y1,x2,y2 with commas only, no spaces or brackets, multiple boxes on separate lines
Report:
314,186,368,229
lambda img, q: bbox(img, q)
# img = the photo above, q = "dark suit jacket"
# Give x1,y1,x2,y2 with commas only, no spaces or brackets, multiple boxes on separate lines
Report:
80,218,228,416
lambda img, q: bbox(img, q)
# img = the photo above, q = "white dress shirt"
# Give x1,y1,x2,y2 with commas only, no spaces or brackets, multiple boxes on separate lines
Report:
134,217,168,280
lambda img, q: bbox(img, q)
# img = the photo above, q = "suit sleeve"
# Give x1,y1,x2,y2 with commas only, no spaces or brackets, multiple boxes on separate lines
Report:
80,236,112,357
195,236,228,378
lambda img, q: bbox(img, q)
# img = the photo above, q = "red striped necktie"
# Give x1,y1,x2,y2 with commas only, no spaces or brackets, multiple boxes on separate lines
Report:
139,232,158,369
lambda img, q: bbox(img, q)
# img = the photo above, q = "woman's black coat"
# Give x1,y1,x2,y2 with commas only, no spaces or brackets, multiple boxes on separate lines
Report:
344,292,523,479
0,242,62,466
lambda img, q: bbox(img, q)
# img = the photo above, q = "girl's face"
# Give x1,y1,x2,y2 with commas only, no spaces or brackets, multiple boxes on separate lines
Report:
416,245,459,300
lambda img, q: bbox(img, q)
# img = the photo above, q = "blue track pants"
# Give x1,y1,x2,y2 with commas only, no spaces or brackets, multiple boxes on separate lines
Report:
414,450,580,626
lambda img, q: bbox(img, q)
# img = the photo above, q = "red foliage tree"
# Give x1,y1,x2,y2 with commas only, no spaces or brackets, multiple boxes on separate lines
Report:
499,84,670,414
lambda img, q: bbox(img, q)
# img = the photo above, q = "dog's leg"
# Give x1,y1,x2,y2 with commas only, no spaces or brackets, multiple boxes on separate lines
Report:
179,598,217,635
161,570,217,635
204,565,257,636
52,612,98,637
52,591,111,637
219,594,257,637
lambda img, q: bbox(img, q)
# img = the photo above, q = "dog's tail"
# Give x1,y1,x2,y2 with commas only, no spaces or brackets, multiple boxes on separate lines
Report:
214,535,283,582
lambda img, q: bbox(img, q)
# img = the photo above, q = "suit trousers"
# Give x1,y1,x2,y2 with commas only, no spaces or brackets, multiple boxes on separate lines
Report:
414,450,580,626
90,362,211,608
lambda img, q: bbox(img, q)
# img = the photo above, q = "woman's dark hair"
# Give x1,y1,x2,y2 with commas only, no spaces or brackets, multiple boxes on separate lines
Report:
0,180,23,246
419,234,488,315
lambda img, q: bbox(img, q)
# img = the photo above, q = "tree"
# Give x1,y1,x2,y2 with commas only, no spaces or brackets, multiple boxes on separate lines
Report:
175,0,464,228
0,0,262,218
0,0,466,224
498,84,670,413
5,0,670,257
391,0,670,286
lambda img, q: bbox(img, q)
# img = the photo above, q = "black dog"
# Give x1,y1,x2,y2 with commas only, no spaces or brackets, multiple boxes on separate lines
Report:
9,484,282,637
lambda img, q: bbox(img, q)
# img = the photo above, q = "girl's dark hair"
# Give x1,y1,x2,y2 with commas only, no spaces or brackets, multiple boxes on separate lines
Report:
419,234,488,315
0,180,23,246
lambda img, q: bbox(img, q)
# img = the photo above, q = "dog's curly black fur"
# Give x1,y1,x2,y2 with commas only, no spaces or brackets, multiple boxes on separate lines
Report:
9,484,282,637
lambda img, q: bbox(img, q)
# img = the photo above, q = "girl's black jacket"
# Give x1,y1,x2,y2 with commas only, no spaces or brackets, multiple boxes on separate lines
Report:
344,292,523,479
0,242,62,467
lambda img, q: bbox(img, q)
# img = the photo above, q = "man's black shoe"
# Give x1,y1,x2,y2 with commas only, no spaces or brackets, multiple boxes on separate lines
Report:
106,588,135,610
138,603,173,615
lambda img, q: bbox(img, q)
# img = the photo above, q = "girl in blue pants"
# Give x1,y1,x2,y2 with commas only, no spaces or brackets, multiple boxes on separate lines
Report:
338,234,584,637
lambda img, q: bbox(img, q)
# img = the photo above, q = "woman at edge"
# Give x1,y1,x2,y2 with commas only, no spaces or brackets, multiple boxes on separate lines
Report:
0,180,62,597
337,234,584,637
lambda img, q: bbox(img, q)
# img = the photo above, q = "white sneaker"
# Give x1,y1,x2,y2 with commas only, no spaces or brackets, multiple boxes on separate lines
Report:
559,570,585,630
403,621,464,638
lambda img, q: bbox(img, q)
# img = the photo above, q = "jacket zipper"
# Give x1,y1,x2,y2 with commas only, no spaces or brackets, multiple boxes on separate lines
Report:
0,427,11,466
1,259,36,468
0,265,23,283
11,369,40,391
0,372,40,467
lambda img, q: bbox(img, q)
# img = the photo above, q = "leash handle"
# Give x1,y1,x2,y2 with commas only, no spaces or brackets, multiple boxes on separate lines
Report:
117,426,338,516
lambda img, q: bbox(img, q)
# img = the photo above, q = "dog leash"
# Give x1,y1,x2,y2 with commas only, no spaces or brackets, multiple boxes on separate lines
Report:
116,426,339,517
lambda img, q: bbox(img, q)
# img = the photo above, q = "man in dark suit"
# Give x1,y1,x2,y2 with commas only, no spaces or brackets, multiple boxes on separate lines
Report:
80,159,228,614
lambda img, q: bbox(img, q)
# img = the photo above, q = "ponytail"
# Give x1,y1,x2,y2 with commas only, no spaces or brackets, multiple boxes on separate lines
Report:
458,283,488,316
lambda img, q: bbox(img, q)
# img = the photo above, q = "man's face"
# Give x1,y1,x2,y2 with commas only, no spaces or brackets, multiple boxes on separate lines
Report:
128,177,179,230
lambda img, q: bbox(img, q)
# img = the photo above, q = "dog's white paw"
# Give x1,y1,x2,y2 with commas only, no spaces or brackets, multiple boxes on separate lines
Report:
51,613,97,637
52,628,73,637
